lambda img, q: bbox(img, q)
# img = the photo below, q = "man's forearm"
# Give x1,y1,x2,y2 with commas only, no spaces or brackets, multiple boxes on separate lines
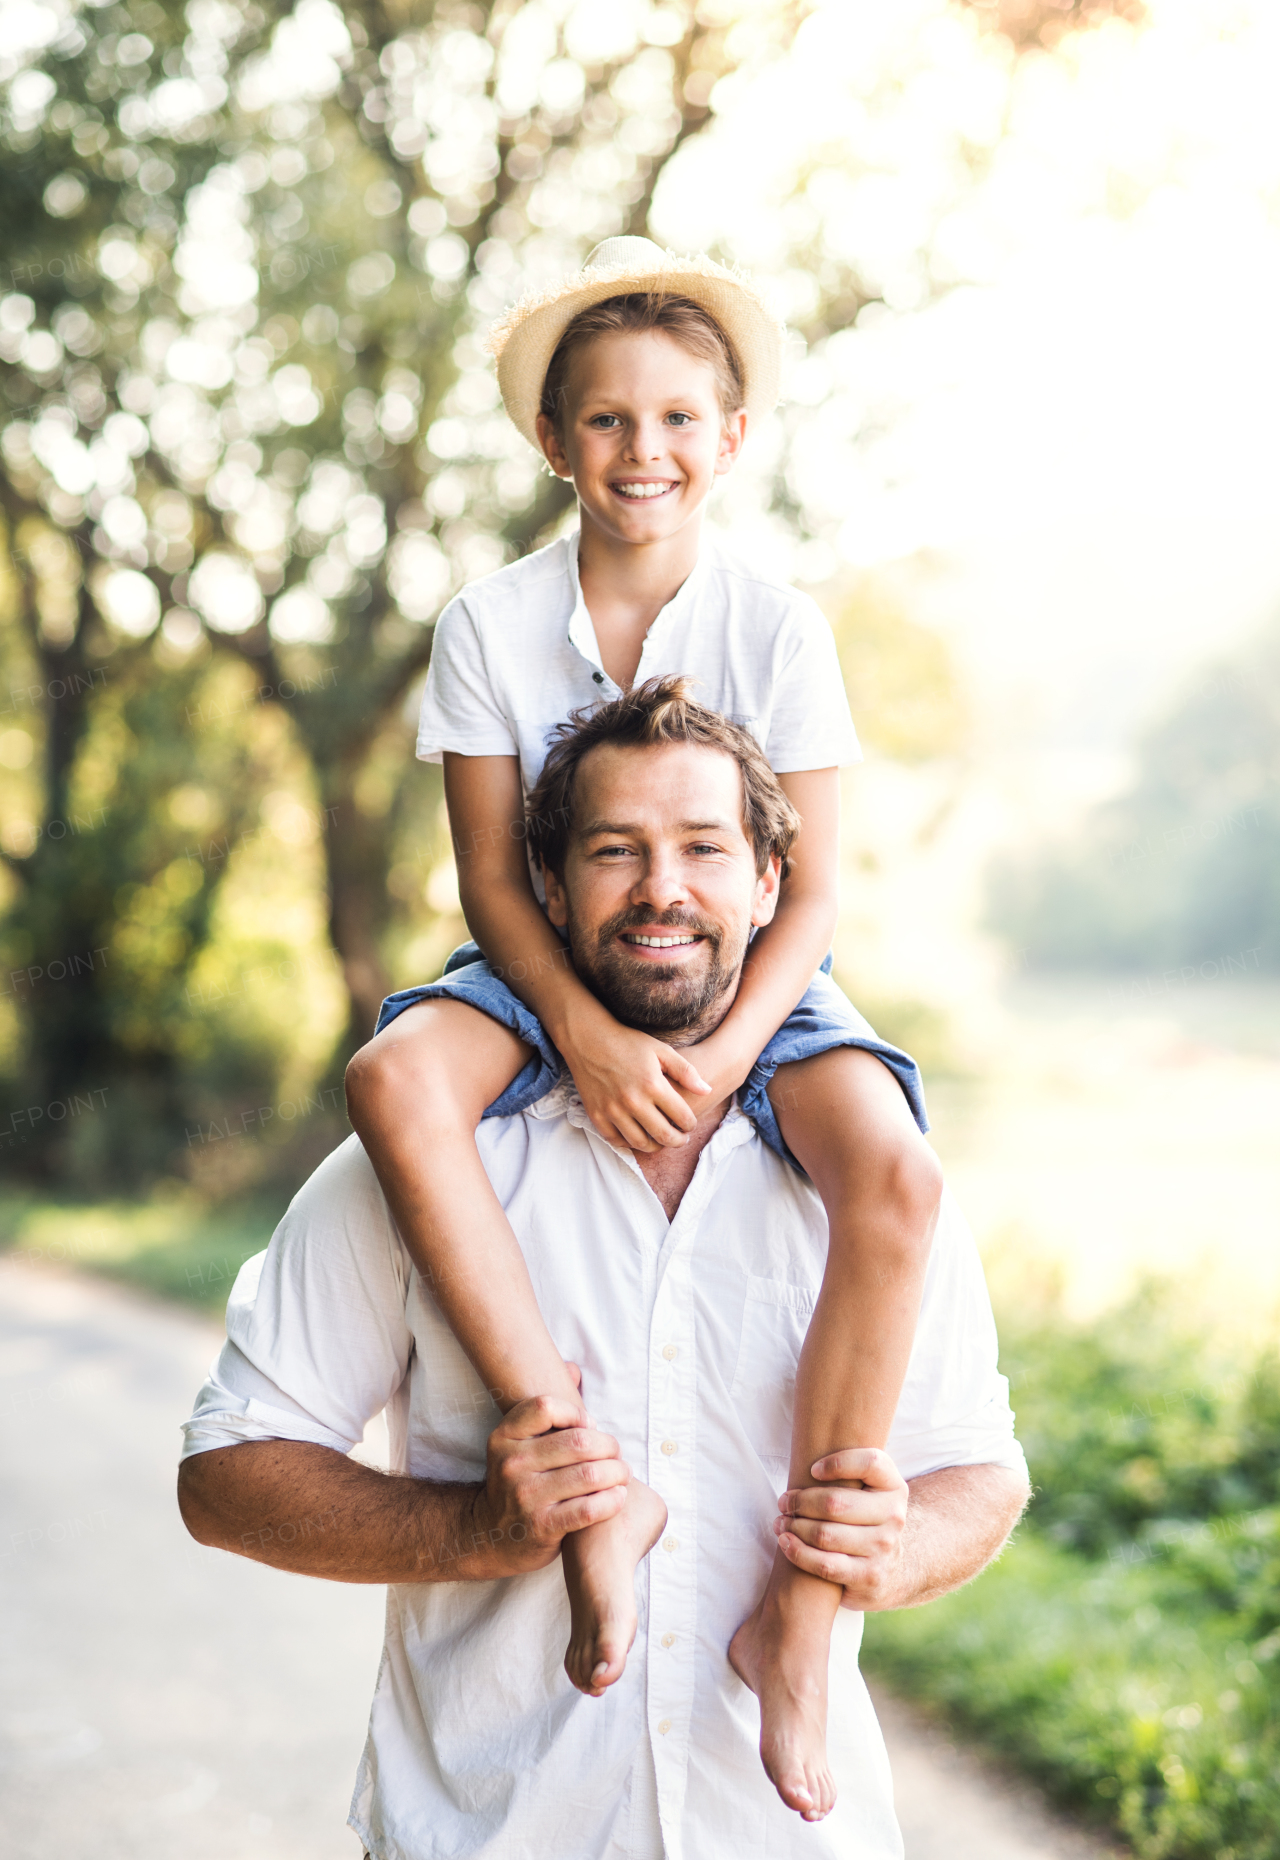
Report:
862,1463,1028,1612
178,1441,524,1584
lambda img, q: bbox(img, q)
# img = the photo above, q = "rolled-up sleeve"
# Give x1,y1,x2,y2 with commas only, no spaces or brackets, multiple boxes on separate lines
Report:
180,1137,414,1462
887,1191,1029,1484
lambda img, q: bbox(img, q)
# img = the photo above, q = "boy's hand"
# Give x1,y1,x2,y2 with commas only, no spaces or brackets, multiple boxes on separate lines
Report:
559,1004,711,1151
673,1025,756,1110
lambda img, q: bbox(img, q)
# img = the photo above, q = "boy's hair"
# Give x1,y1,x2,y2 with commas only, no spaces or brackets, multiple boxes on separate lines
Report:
525,675,801,881
539,293,745,432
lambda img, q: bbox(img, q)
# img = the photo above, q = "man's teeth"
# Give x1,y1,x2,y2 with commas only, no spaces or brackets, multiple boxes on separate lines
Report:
614,482,673,499
624,934,699,947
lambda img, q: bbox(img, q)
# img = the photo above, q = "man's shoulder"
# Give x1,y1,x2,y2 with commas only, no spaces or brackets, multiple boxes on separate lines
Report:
282,1132,400,1242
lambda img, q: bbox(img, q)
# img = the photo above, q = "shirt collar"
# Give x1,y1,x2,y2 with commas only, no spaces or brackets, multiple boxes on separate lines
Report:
563,529,711,684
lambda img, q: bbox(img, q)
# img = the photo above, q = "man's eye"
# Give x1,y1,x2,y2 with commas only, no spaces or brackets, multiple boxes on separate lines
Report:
690,843,722,855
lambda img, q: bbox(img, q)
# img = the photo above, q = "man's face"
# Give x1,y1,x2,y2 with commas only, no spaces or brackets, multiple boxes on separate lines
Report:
542,741,780,1041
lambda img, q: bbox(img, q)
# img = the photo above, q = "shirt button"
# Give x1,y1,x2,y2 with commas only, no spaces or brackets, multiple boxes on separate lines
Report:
657,1719,672,1735
662,1536,679,1553
661,1439,678,1455
662,1344,678,1361
592,671,604,684
660,1633,676,1648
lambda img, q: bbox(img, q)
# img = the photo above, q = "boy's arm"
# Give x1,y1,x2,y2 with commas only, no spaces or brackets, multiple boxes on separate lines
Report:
444,751,709,1150
688,767,840,1099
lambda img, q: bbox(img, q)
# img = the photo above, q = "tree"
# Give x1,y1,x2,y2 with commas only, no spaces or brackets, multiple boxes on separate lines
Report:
1,0,813,1016
0,0,1148,1179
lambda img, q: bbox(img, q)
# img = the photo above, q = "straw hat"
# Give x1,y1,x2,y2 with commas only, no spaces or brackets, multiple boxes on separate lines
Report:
487,236,785,449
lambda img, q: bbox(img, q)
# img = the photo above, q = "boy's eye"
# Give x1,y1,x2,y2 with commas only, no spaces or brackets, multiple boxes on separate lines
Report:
666,412,693,426
588,414,621,428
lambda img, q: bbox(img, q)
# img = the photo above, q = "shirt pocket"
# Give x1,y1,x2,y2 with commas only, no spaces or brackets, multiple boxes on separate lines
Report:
729,1274,816,1469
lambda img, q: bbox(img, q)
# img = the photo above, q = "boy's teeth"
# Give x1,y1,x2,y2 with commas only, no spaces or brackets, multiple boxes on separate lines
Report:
624,934,698,947
615,482,672,499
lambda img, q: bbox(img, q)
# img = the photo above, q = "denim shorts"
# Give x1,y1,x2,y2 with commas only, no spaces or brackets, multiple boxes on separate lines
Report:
375,943,928,1171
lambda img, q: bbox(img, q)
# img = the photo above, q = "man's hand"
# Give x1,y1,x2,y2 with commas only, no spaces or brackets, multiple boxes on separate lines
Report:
774,1450,1029,1613
774,1448,909,1610
179,1396,633,1587
473,1395,631,1574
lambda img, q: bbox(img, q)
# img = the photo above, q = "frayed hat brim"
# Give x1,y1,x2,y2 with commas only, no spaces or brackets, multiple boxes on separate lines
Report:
487,238,785,448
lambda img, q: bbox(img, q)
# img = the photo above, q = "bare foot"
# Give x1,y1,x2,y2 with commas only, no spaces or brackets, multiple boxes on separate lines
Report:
562,1481,667,1697
729,1560,839,1821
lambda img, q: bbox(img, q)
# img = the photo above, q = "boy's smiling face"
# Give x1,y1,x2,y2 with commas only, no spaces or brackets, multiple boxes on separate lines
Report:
536,329,747,551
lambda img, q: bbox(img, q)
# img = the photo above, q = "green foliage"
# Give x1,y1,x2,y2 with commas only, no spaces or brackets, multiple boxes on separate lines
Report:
998,1289,1280,1555
0,0,1145,1192
0,0,794,1182
867,1535,1280,1860
865,1288,1280,1856
0,1188,279,1308
987,618,1280,972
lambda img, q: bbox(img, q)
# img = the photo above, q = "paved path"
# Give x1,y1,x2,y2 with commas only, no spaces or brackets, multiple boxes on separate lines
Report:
0,1260,1117,1859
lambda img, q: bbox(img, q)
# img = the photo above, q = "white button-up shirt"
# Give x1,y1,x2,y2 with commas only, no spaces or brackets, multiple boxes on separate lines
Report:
416,530,862,795
182,1087,1025,1860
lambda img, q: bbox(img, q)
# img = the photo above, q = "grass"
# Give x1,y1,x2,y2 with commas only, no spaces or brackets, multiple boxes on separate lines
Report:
866,1532,1280,1858
0,1189,279,1310
865,1289,1280,1858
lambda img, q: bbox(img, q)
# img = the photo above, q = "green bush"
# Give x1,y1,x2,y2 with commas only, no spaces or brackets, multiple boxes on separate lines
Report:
998,1291,1280,1555
867,1534,1280,1858
865,1288,1280,1857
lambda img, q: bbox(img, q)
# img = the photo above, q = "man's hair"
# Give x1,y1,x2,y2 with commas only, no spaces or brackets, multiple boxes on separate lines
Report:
525,675,801,880
539,293,745,433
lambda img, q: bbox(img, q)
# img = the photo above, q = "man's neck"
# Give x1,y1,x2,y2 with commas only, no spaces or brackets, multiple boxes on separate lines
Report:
631,1089,734,1222
628,996,737,1218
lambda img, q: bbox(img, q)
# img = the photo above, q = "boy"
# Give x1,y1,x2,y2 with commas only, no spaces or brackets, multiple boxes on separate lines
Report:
346,237,943,1821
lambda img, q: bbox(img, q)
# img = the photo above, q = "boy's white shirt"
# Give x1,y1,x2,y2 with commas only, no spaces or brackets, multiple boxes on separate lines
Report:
417,530,861,796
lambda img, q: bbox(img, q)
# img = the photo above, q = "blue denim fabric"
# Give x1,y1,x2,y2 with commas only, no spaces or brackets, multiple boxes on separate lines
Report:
375,942,928,1172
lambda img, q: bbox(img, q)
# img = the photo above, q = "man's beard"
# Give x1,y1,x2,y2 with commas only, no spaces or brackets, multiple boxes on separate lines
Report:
568,905,744,1038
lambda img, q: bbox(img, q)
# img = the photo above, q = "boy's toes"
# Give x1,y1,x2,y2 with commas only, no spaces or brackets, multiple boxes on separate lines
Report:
590,1634,630,1692
779,1779,815,1817
565,1637,628,1698
767,1750,835,1821
581,1652,615,1696
800,1764,835,1821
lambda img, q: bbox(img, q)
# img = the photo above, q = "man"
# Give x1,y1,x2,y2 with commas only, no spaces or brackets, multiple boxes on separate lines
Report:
178,679,1029,1860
